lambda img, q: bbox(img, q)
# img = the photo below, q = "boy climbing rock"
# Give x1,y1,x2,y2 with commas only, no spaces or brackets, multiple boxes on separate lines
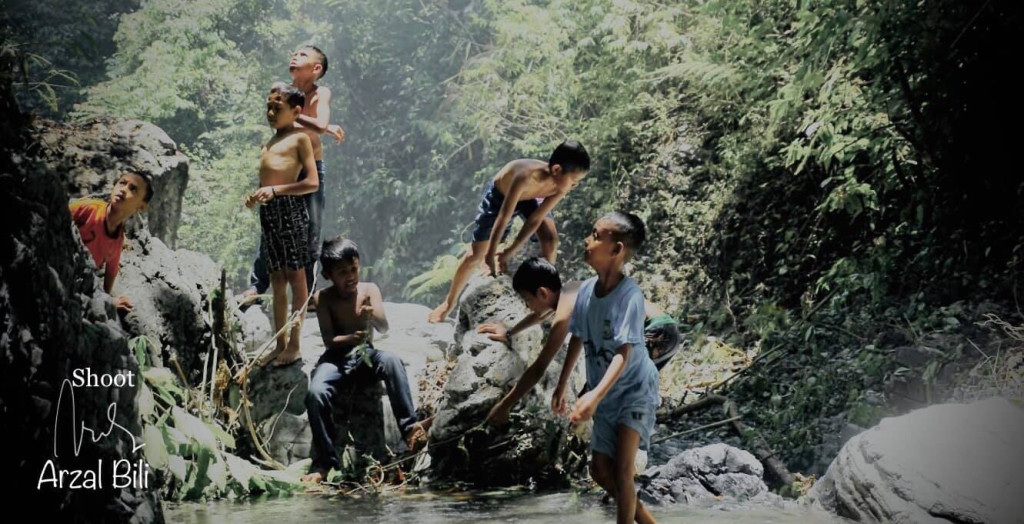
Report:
245,82,320,367
427,140,590,323
479,256,681,425
69,170,153,313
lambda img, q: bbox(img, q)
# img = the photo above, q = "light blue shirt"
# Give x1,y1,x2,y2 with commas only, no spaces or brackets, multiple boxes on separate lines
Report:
569,276,659,410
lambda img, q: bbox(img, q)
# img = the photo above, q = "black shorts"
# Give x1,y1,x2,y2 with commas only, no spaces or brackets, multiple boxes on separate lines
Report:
260,195,310,273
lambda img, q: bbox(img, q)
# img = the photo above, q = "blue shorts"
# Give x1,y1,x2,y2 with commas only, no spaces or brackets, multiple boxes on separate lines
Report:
590,401,657,457
471,181,554,243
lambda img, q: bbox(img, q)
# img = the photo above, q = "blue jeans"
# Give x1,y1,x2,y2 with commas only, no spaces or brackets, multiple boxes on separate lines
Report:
250,160,325,293
305,346,419,472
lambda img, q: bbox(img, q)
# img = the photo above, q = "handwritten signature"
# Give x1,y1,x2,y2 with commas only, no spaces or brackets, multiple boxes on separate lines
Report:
53,378,144,457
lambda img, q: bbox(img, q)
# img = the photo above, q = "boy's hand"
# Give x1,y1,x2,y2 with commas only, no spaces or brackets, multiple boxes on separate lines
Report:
496,249,513,274
477,323,508,342
486,399,512,425
244,193,257,209
569,391,598,424
484,249,498,277
551,386,568,416
326,124,345,144
114,296,134,313
345,331,368,345
358,304,374,321
253,186,275,203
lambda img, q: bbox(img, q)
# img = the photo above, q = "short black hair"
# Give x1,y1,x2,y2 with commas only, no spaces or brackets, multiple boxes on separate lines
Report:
120,171,154,203
301,45,328,79
321,237,360,274
270,81,305,108
512,257,562,296
549,140,590,174
602,211,646,256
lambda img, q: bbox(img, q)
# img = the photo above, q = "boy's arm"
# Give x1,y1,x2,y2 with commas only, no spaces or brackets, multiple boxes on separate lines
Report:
497,191,565,266
296,86,331,132
570,343,630,423
367,283,389,334
489,292,573,422
477,310,550,341
552,335,583,415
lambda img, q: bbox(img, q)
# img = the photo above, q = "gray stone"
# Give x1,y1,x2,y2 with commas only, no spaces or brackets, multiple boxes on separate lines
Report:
1,118,163,520
806,397,1024,524
639,443,778,507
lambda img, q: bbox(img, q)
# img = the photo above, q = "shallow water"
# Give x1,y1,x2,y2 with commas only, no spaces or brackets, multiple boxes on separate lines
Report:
165,490,839,523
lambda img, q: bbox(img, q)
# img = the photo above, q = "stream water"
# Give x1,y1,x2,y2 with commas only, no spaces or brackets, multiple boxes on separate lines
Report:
165,489,840,523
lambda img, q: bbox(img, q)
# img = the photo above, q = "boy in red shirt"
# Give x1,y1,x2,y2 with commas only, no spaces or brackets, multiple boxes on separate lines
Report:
69,171,153,312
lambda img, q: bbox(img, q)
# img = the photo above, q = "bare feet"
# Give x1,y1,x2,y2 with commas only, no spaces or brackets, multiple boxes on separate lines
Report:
271,345,302,367
237,288,260,306
427,301,451,323
301,470,325,483
258,345,285,367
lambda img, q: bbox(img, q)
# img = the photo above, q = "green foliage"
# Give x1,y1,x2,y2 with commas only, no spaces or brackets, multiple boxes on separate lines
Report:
132,336,300,501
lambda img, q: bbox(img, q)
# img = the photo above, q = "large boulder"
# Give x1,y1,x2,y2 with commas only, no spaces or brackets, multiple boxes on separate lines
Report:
427,274,587,487
1,120,162,520
32,117,189,247
639,443,780,507
115,225,221,381
806,397,1024,523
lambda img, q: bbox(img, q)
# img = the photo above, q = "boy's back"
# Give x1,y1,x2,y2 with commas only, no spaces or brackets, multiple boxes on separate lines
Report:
493,159,566,201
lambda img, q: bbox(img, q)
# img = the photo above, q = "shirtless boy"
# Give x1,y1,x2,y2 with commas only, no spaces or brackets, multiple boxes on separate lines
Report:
245,82,320,367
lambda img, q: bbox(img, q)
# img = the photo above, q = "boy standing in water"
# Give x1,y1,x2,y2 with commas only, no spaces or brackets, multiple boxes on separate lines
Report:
303,238,427,483
243,46,344,298
427,140,590,323
479,257,681,425
245,82,320,367
553,212,659,524
69,171,154,313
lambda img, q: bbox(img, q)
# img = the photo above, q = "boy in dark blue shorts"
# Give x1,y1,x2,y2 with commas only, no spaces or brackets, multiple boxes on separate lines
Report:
427,140,590,323
553,212,658,524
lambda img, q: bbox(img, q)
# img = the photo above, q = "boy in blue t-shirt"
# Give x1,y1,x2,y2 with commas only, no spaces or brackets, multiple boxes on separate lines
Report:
553,211,658,524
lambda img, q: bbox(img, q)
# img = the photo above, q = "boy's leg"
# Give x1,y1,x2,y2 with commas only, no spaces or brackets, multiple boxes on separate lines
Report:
590,451,617,495
614,425,655,524
428,240,489,323
615,426,657,524
273,268,308,366
358,346,427,450
303,161,325,293
535,216,559,264
304,359,346,480
260,271,290,366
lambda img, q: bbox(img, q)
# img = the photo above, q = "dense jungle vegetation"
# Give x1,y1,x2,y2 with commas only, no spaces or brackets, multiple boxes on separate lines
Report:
6,0,1021,475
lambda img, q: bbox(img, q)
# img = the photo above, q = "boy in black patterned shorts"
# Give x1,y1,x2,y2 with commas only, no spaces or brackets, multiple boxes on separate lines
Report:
245,82,320,367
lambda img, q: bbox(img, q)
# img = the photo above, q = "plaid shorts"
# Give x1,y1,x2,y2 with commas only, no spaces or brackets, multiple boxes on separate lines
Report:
259,194,310,272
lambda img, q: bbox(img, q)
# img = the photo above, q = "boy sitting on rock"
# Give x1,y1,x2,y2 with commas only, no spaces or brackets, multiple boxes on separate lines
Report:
302,237,427,484
480,256,681,425
69,170,153,313
553,211,659,524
